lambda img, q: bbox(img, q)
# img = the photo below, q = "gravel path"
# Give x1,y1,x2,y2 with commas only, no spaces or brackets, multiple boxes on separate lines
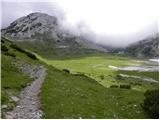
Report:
5,65,46,119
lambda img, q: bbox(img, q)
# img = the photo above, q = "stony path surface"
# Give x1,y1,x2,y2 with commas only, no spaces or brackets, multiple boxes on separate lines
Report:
5,65,46,119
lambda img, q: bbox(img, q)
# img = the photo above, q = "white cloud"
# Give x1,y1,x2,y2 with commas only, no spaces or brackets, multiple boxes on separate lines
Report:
1,0,159,47
55,0,159,35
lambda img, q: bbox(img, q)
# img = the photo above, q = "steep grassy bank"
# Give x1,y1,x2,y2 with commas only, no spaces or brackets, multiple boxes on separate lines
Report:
1,37,43,117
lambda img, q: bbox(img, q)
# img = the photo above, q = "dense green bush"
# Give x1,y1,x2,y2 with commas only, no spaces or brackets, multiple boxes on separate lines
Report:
110,85,119,88
62,69,70,73
4,52,16,57
1,45,8,52
131,82,142,86
25,51,37,60
10,44,25,53
10,44,37,60
1,39,5,43
100,75,104,80
141,89,159,119
120,84,131,89
116,74,124,80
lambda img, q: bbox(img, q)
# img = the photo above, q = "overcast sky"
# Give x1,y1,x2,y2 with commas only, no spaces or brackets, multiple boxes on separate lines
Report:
1,0,159,47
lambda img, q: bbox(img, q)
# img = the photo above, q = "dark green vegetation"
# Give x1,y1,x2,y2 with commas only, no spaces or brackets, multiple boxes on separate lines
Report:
1,37,159,119
142,89,159,119
10,43,37,60
15,40,105,60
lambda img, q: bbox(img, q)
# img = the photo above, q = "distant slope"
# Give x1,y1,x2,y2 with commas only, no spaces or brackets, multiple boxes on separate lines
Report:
125,34,159,58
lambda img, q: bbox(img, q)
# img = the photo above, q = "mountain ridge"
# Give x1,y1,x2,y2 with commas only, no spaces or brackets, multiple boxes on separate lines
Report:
1,12,107,54
1,12,158,58
125,34,159,58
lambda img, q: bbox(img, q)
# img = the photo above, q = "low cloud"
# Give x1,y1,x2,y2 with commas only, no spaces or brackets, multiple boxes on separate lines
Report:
1,0,159,47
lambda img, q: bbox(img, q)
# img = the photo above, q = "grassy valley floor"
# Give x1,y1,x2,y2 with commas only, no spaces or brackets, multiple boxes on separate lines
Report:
37,54,158,118
37,54,158,91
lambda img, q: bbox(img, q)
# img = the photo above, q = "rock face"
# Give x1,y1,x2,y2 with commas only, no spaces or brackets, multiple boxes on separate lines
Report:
1,12,107,52
2,12,58,40
125,34,159,58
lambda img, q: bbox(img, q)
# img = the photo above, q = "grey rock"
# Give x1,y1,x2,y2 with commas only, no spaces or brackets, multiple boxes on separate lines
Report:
2,105,8,109
11,96,19,102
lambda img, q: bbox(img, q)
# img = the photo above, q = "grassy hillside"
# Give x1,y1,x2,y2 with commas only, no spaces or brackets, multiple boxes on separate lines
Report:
15,40,105,59
1,38,38,117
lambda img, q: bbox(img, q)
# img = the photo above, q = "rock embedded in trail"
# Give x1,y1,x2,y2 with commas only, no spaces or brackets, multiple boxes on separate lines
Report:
11,96,20,102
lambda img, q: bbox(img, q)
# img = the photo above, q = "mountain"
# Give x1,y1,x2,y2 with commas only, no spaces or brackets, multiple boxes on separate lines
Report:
125,34,159,58
1,12,107,59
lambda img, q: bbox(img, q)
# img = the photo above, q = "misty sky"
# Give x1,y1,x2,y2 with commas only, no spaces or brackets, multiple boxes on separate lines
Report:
1,0,159,47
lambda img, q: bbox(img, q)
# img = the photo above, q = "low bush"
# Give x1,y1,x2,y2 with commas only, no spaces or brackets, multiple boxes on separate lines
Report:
62,69,70,73
120,84,131,89
10,44,37,60
25,51,37,60
4,52,16,57
1,45,8,52
141,89,159,119
1,39,5,43
100,75,104,80
131,82,142,86
110,85,119,88
116,74,124,80
10,44,25,53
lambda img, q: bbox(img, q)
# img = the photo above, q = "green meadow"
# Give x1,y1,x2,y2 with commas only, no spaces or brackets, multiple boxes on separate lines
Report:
37,54,158,91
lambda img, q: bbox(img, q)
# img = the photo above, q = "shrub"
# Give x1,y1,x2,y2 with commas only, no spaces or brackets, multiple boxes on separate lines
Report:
141,89,159,119
10,44,37,60
10,44,25,53
1,45,8,52
110,85,119,88
100,75,104,80
120,84,131,89
131,82,142,86
116,74,124,80
25,51,37,60
4,52,16,57
62,69,70,73
1,39,5,43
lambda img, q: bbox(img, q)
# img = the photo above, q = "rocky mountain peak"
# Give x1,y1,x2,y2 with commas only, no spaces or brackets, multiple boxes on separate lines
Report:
1,12,109,52
2,12,58,39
